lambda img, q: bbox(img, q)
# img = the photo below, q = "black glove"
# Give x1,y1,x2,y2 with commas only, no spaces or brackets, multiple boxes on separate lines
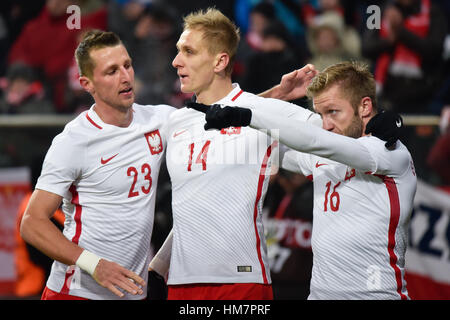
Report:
146,270,167,300
187,102,252,130
365,110,403,149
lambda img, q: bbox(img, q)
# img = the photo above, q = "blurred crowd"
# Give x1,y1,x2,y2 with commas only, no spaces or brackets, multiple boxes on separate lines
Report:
0,0,448,114
1,0,449,178
1,0,449,299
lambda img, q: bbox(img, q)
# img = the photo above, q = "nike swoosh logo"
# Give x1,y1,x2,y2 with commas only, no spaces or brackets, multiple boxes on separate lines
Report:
173,129,187,138
101,153,119,165
315,161,328,168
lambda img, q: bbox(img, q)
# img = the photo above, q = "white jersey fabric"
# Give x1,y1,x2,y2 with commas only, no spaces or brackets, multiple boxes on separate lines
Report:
36,103,174,300
251,109,417,299
164,84,319,285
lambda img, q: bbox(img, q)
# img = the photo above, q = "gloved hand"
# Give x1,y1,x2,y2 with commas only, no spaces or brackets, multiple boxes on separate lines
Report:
146,270,167,300
365,110,403,149
187,102,252,130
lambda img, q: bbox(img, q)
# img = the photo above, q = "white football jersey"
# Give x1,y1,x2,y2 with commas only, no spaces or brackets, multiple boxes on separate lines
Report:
165,84,319,285
36,103,174,300
251,109,417,299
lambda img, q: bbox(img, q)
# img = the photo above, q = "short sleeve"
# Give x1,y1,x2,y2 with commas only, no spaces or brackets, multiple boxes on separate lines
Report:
35,132,84,197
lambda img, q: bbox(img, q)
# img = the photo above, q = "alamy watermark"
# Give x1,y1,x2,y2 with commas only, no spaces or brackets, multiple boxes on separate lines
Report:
366,265,381,291
366,5,381,30
66,5,81,30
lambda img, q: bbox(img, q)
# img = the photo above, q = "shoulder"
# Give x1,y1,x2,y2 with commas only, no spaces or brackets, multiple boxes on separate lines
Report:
53,111,91,147
358,136,412,174
234,90,276,106
133,103,176,119
167,107,198,121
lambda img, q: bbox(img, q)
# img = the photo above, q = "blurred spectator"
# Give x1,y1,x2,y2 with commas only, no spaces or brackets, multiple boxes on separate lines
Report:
302,0,346,27
233,2,277,82
429,30,450,115
264,169,313,300
0,63,53,114
427,106,450,185
0,1,46,76
129,3,181,106
362,0,448,114
168,0,234,22
246,2,277,51
306,11,362,72
236,0,350,42
8,0,107,113
65,30,96,114
108,0,151,48
241,20,302,95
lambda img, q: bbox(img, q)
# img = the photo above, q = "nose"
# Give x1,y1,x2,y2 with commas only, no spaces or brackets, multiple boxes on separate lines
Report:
119,66,132,83
322,117,334,132
172,52,182,69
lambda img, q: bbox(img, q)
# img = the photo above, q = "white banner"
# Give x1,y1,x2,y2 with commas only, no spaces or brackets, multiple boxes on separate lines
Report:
405,179,450,299
0,167,30,294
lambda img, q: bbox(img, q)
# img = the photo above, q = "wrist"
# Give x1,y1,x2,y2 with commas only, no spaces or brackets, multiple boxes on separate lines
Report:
260,85,282,99
76,250,101,276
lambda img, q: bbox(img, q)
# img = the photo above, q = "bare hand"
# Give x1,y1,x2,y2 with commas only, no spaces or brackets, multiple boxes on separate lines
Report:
278,64,318,101
93,259,146,298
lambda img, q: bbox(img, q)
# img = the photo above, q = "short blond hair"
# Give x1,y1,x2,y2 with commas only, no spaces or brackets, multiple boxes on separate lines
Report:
307,61,378,113
183,8,240,75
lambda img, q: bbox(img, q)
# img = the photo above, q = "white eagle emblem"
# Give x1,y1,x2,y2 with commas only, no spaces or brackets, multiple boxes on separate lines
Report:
145,130,163,155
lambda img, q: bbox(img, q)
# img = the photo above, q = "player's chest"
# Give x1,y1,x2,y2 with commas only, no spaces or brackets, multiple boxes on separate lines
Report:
311,161,381,214
81,127,165,196
166,117,270,181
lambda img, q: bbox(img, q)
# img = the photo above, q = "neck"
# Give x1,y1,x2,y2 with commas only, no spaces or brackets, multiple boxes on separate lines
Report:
361,112,376,137
93,101,133,128
195,75,233,105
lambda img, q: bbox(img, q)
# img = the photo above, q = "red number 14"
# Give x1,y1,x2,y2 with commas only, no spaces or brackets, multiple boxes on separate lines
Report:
187,140,211,171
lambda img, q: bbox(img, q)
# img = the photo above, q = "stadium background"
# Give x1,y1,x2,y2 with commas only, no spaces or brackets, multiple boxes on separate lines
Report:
0,0,449,300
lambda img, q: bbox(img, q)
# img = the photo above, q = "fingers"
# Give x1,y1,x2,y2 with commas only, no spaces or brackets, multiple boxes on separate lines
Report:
186,102,209,113
93,259,145,298
298,64,317,78
284,69,298,81
107,283,126,298
123,269,146,288
385,137,397,149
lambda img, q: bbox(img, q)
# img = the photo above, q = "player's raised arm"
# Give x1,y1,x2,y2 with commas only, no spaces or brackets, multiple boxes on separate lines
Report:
186,103,404,173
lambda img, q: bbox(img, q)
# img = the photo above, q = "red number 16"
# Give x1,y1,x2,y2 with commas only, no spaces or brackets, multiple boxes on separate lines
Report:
324,181,341,212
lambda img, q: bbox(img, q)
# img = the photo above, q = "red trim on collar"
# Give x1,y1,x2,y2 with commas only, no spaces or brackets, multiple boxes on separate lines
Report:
231,89,244,101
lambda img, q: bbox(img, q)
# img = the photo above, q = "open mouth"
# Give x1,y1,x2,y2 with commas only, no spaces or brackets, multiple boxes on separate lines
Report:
119,88,133,95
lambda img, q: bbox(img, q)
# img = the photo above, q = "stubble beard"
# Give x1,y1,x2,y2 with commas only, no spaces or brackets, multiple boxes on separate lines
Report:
343,114,364,139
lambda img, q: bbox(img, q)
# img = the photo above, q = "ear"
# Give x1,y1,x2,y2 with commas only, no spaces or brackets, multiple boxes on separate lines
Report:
213,52,230,74
79,76,94,95
358,97,373,119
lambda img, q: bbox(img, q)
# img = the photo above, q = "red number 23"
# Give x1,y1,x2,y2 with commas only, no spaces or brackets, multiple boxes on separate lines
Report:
127,163,152,198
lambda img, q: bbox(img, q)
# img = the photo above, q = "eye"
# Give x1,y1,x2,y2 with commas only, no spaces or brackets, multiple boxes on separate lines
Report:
327,109,338,115
185,47,194,55
107,68,117,75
